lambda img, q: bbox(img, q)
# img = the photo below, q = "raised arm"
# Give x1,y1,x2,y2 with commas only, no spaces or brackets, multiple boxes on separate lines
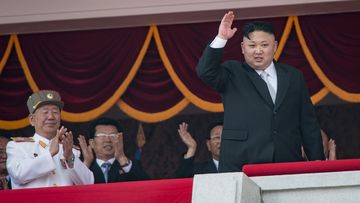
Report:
175,122,198,178
196,11,236,92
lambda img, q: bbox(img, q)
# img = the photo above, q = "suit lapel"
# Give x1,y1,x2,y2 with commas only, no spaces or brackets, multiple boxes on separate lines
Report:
206,161,219,173
90,162,106,183
274,63,290,111
107,161,120,183
245,63,274,109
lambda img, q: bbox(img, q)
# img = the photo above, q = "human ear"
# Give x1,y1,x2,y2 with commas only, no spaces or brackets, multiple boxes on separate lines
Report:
274,40,278,52
28,114,35,127
89,139,95,149
241,42,245,54
206,140,211,151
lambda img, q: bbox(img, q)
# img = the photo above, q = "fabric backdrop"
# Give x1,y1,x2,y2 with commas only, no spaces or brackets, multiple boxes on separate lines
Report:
0,12,359,130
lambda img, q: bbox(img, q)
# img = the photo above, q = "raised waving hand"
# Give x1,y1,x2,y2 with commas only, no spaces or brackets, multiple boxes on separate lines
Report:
218,11,238,40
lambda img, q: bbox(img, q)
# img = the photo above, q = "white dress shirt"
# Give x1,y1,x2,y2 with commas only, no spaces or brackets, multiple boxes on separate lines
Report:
213,159,219,171
96,158,132,173
255,63,278,95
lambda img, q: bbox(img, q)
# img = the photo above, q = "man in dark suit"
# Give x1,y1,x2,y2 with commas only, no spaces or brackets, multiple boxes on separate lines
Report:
196,11,325,172
78,117,148,184
175,121,222,178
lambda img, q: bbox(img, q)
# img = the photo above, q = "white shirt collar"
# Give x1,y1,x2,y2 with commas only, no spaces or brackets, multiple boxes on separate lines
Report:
255,61,276,77
213,159,219,171
96,158,115,167
33,133,51,146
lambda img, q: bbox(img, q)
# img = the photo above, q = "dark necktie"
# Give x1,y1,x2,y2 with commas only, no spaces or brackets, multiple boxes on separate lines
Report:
260,71,276,103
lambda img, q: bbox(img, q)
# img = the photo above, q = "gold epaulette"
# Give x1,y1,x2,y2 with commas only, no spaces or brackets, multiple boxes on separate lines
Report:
11,137,35,142
73,145,80,150
39,140,47,148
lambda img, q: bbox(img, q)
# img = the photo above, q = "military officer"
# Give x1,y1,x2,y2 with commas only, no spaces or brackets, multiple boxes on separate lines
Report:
6,90,94,189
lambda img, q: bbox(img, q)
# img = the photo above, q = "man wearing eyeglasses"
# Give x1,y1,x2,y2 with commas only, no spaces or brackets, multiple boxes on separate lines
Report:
175,121,223,178
78,117,148,184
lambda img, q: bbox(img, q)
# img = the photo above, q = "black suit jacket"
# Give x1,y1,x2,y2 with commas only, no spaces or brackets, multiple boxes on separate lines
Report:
175,157,218,178
90,159,149,184
196,46,325,172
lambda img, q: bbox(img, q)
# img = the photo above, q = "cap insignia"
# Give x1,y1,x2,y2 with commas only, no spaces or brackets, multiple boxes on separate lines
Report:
47,93,54,99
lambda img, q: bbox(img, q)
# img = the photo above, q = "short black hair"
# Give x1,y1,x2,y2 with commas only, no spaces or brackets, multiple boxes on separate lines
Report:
242,21,275,39
88,117,123,139
205,120,223,140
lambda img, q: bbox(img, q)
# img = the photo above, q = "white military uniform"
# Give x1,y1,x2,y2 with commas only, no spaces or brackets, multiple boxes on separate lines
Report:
6,133,94,189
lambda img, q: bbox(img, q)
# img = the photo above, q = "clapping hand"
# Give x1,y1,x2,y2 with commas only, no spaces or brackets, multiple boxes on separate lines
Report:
78,135,94,168
50,126,67,157
61,130,74,160
111,133,129,166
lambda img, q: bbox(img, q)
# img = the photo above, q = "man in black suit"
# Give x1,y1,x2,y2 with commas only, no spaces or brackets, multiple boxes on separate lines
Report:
196,11,325,172
79,118,148,184
175,121,222,178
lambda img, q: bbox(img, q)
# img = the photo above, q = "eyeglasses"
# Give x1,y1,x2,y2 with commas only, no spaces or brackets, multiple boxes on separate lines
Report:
94,133,118,138
210,136,221,142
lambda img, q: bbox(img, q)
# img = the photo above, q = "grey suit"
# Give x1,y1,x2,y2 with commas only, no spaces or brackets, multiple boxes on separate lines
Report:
196,46,325,172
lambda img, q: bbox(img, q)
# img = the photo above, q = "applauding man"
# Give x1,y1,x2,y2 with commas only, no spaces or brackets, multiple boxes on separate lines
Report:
79,117,148,184
6,90,94,189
